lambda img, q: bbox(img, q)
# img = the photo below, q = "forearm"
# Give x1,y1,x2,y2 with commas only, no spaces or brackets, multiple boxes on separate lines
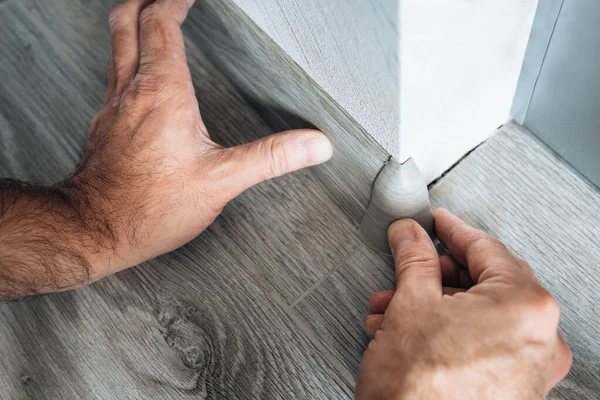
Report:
0,178,115,299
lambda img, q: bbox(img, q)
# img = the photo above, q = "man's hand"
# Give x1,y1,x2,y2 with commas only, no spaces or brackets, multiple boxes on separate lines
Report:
0,0,332,298
356,209,572,399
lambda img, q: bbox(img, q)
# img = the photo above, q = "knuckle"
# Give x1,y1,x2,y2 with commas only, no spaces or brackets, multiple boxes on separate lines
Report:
368,292,378,307
511,288,560,343
395,248,436,268
526,289,560,322
125,73,163,101
515,257,536,277
139,4,163,25
262,139,288,178
108,4,126,29
394,249,438,281
562,341,573,370
445,223,464,248
114,63,131,82
466,236,506,259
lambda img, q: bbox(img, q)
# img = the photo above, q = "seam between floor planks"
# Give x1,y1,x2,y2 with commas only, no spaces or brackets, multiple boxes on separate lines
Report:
209,223,358,387
290,244,366,309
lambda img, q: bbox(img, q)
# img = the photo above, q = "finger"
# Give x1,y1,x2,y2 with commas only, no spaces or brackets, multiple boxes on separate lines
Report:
137,0,195,76
442,287,465,296
369,290,394,313
214,129,332,200
108,0,153,96
388,219,442,302
365,314,384,336
434,208,521,283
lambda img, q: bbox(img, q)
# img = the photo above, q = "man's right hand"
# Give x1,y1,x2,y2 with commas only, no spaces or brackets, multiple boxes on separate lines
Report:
356,208,572,399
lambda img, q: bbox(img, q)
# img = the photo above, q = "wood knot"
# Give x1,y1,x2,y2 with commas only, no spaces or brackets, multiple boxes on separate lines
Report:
156,298,215,372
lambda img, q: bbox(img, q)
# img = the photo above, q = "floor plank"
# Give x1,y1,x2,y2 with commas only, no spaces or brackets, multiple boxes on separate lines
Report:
0,228,353,399
17,0,366,304
429,121,600,399
0,3,356,397
295,121,600,398
19,0,118,96
294,244,393,377
0,3,101,182
3,0,599,398
182,40,362,303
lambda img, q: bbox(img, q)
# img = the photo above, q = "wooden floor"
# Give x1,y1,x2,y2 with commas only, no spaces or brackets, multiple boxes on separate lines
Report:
0,0,599,399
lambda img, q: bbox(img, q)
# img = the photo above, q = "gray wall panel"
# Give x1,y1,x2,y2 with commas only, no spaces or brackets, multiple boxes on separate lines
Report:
515,0,600,188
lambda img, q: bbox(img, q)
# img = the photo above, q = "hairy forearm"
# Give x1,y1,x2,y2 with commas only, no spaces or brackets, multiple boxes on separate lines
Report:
0,178,115,299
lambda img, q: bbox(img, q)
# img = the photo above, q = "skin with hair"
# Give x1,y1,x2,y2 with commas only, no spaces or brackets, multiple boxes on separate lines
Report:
0,0,332,298
0,0,571,398
356,209,572,399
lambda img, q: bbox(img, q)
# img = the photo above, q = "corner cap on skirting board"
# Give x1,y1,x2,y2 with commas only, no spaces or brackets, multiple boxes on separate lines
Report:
359,157,436,255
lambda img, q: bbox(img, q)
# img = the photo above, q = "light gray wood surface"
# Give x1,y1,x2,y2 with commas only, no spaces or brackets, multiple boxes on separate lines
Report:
1,0,599,399
430,121,600,399
230,0,400,156
0,1,359,398
294,121,600,398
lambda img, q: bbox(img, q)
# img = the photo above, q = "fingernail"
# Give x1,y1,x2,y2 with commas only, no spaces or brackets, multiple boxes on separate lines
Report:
301,135,333,166
389,220,417,249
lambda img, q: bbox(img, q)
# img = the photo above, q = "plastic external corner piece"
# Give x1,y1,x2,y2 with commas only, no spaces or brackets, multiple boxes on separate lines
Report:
359,157,435,255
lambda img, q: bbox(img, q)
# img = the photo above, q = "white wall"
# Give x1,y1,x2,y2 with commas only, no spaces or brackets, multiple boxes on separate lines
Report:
233,0,537,183
400,0,537,182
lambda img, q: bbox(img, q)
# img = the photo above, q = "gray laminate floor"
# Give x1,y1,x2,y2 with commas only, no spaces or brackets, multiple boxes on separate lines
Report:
0,1,599,399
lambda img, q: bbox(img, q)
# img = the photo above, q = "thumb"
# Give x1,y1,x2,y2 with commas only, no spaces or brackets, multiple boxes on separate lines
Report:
218,129,332,199
388,219,442,303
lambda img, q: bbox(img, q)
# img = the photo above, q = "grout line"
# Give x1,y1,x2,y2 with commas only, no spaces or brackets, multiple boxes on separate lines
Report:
290,243,363,309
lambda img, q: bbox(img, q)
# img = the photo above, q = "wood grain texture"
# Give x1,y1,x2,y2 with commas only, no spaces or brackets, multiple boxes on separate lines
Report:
184,42,362,303
231,0,400,156
2,0,598,399
25,0,390,226
0,2,357,397
0,231,354,399
0,4,101,182
16,0,365,304
295,121,600,398
429,121,600,399
294,244,394,377
183,0,390,223
19,0,119,96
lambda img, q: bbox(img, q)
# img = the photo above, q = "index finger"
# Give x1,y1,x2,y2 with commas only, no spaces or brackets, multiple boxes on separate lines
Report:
434,208,528,283
137,0,194,75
